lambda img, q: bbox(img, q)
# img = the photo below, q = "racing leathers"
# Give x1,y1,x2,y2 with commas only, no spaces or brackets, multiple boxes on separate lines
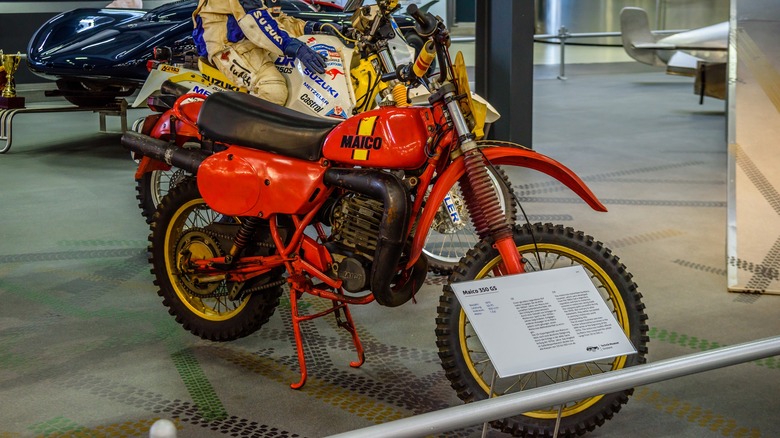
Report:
192,0,327,105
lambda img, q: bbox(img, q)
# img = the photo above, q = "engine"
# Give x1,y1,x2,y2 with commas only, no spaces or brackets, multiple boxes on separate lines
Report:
325,194,384,293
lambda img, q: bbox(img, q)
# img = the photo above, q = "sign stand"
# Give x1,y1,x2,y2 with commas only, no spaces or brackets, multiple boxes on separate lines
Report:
0,100,128,154
551,365,572,438
480,366,569,438
480,370,498,438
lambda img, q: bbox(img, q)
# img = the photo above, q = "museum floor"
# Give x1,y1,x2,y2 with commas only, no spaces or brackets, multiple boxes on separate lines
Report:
1,43,777,437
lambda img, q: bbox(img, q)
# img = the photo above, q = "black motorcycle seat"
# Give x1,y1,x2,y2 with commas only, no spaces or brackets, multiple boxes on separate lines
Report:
197,91,340,161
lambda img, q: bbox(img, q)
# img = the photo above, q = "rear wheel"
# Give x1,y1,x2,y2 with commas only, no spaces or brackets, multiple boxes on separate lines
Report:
136,168,189,223
437,223,649,437
148,178,283,341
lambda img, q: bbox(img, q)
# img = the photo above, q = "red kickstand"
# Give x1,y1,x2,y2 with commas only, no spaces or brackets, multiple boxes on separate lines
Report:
333,300,365,368
289,288,308,390
288,285,369,389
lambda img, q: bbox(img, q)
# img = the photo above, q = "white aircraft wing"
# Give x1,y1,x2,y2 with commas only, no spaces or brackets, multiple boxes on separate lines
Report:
620,7,728,68
632,42,677,50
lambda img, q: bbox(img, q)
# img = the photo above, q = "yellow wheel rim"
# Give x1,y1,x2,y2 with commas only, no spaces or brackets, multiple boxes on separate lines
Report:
458,242,630,419
163,198,249,322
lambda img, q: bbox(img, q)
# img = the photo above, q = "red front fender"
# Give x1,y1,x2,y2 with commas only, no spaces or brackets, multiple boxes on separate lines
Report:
408,143,607,268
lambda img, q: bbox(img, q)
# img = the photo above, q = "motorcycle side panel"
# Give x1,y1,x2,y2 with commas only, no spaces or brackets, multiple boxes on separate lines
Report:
197,147,329,217
321,106,434,169
132,64,226,108
132,66,178,108
350,55,387,112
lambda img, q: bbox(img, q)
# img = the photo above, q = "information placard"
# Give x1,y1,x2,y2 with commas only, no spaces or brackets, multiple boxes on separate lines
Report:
450,266,636,378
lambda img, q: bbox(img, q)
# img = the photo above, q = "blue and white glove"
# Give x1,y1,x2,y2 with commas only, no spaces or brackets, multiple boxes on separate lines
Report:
284,39,327,74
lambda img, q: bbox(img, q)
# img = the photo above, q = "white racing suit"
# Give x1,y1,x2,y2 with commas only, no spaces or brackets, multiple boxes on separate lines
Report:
192,0,308,105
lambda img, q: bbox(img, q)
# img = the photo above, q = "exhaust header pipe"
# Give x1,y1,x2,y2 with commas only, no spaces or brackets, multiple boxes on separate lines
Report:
121,131,207,174
324,168,427,307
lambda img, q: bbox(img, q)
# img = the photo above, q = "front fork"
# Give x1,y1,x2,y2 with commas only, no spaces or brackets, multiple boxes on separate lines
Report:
445,97,524,274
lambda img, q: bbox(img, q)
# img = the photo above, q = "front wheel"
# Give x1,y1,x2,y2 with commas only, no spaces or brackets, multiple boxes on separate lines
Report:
436,223,649,438
148,178,284,341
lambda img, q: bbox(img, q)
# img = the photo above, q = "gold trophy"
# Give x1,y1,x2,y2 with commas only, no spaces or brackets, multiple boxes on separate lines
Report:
0,51,25,109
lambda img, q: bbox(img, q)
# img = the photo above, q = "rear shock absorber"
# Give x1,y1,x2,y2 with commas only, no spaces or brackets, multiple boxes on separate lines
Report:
226,216,263,263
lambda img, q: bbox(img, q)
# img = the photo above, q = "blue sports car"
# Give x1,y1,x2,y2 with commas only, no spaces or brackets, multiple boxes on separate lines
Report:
26,0,423,107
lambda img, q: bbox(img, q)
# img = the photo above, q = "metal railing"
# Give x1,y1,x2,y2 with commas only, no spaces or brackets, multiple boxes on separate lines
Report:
452,27,684,80
328,335,780,438
534,27,683,79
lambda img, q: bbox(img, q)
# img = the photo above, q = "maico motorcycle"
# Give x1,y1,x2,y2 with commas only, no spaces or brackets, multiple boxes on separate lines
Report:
130,0,506,274
121,2,648,437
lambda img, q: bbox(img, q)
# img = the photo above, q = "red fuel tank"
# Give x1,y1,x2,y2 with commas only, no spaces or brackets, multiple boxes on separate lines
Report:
322,106,435,169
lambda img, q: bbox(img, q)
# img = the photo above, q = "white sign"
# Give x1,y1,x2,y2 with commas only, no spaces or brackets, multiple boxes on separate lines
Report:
450,266,636,378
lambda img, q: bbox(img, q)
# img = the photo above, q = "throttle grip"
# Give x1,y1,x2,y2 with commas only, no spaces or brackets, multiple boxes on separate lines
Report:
407,4,437,37
412,40,436,78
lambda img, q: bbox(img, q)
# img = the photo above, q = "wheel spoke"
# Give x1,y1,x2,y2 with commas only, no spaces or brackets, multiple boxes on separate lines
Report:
502,376,523,393
516,373,534,391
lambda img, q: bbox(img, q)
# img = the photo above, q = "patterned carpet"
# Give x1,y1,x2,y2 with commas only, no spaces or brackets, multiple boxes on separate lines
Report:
0,58,777,437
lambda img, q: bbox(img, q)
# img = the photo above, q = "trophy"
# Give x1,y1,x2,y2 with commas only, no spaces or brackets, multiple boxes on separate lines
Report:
0,51,25,109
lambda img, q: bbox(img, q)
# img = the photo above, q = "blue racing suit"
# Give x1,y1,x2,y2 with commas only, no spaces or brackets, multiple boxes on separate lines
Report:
192,0,324,105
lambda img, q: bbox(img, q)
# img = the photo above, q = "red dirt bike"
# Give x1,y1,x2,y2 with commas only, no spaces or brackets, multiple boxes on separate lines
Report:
122,3,648,437
129,3,509,275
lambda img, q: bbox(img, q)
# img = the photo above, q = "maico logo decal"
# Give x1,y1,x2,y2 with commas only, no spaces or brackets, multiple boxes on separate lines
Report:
341,116,382,161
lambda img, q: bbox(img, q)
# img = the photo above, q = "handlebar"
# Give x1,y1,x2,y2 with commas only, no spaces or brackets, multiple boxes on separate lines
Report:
406,4,437,37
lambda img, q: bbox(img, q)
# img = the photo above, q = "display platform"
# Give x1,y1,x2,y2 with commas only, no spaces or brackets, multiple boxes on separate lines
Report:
0,100,128,154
